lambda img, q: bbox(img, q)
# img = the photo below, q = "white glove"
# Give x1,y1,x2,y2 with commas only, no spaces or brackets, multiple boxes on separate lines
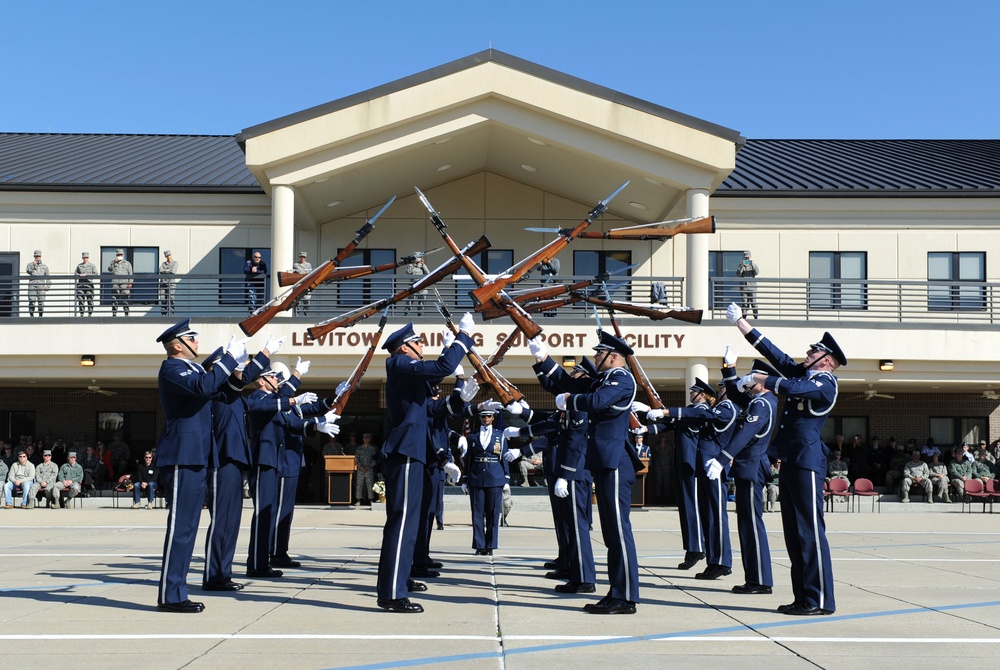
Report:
505,401,522,416
705,459,724,481
503,483,510,493
479,399,503,413
441,329,455,349
458,312,476,335
264,334,286,356
293,392,318,405
554,478,569,498
443,462,461,484
631,425,648,435
235,360,248,372
225,335,248,364
316,412,341,437
726,302,743,324
459,378,480,402
646,409,665,421
457,436,468,457
504,427,521,440
555,393,569,411
527,336,547,361
503,447,521,462
461,483,469,495
454,364,465,378
335,381,351,396
519,399,530,412
631,400,651,414
723,344,739,367
738,373,757,393
295,356,311,376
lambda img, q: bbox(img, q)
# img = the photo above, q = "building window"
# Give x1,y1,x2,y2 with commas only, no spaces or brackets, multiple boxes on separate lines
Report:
709,251,745,310
573,250,632,300
97,411,158,466
808,251,867,310
220,248,271,306
0,252,19,317
340,248,397,307
927,252,985,311
820,416,868,446
929,417,987,449
0,410,35,444
100,246,159,306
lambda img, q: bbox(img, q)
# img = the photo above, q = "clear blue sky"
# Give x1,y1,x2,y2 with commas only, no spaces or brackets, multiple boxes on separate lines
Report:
3,0,996,139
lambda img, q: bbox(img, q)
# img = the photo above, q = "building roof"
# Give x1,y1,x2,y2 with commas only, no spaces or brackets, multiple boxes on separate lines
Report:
0,133,260,192
717,139,1000,197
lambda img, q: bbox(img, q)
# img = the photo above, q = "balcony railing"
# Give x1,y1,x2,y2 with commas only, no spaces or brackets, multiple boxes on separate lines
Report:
1,273,996,325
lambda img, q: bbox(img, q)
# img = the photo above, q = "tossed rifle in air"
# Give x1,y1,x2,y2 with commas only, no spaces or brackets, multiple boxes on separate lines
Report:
478,281,628,321
524,215,716,241
601,287,665,412
575,293,703,324
328,310,390,415
484,326,522,368
466,181,628,308
480,264,638,313
239,195,395,336
275,248,443,288
306,236,491,339
415,186,543,340
435,300,524,405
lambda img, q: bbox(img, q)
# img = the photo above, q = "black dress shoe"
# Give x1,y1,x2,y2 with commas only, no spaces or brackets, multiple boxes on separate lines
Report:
555,581,596,594
777,602,799,613
784,604,834,616
427,560,443,569
543,561,560,569
695,565,733,580
583,594,613,612
202,580,245,592
732,583,772,595
474,548,493,556
246,567,284,578
436,523,444,530
545,569,571,580
156,600,205,613
407,580,427,592
410,567,440,578
377,598,424,613
269,556,301,568
583,597,636,614
677,552,706,570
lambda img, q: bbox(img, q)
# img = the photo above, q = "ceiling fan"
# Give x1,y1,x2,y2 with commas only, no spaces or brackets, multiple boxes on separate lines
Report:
984,388,999,400
69,380,117,396
849,384,894,401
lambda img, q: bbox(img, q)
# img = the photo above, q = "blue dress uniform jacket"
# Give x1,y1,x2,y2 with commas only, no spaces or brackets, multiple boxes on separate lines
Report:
155,350,238,608
744,328,838,612
463,424,510,551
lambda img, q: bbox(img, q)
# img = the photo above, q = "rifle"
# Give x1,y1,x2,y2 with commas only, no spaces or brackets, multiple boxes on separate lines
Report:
329,311,389,415
479,293,585,320
575,293,703,324
239,195,395,336
415,186,542,340
306,236,491,339
478,264,636,312
524,215,715,241
485,326,521,368
435,302,524,405
467,181,628,307
607,309,664,411
275,247,444,287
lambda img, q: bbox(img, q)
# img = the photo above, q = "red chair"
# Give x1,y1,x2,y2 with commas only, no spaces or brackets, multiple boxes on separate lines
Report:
851,477,880,513
824,478,850,512
986,479,1000,510
961,478,991,513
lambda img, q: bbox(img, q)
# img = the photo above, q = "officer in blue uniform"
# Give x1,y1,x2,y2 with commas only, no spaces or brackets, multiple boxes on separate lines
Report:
201,335,283,592
154,319,247,613
728,301,846,615
529,331,641,614
377,318,477,613
462,407,510,555
716,351,780,595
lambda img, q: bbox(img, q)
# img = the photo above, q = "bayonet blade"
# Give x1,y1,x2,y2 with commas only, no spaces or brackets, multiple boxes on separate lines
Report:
366,195,396,226
414,186,438,217
601,180,630,208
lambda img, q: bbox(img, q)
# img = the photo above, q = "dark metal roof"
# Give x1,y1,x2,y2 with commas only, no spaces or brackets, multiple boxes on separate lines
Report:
719,139,1000,197
0,133,261,193
239,49,746,147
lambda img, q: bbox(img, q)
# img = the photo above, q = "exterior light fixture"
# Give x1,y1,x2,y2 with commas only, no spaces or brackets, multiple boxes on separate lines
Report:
81,355,96,366
562,356,577,368
879,360,894,371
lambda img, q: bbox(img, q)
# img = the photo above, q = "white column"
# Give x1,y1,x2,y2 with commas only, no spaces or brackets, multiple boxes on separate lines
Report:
271,185,295,319
686,188,710,387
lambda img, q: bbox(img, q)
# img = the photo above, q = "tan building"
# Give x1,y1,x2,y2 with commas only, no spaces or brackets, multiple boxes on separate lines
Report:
1,50,997,498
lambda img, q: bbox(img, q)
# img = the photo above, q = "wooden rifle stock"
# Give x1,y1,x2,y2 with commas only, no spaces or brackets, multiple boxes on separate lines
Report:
479,277,595,312
277,261,398,288
240,260,336,336
329,315,388,415
438,306,524,405
485,327,521,368
481,294,583,320
608,313,665,411
575,216,716,240
577,294,703,324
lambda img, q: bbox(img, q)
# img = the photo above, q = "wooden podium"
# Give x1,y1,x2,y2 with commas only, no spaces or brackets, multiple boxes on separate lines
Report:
325,455,355,505
631,458,650,507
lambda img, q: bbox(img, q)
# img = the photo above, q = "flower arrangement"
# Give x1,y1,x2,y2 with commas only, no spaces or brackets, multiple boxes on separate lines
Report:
372,480,386,497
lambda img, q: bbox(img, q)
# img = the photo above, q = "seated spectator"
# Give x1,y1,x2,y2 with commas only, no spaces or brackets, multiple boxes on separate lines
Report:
51,438,68,466
0,458,8,493
956,442,974,463
900,450,932,503
95,441,115,482
25,442,41,466
948,454,974,499
920,438,941,463
885,441,909,490
980,439,995,463
869,436,892,484
826,450,849,483
28,449,60,508
0,441,14,467
972,450,996,483
987,440,1000,464
131,451,158,509
765,460,780,512
4,450,35,508
78,445,103,495
928,453,951,503
108,432,131,480
519,452,542,487
53,451,84,508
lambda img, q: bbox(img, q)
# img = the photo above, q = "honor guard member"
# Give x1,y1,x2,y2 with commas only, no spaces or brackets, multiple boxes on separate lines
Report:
462,405,511,556
647,376,737,581
292,252,312,316
727,301,846,616
201,334,284,591
717,351,779,595
377,319,479,612
529,331,641,614
154,319,247,613
508,358,597,593
75,252,98,316
25,250,50,317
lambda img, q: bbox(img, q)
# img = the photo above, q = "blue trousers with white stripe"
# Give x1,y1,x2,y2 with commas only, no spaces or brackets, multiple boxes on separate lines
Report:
157,465,207,605
593,466,639,602
734,477,773,587
272,474,298,560
779,463,835,612
204,460,246,584
469,485,502,550
558,477,596,584
676,463,703,554
696,470,732,568
377,453,423,601
247,464,278,572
